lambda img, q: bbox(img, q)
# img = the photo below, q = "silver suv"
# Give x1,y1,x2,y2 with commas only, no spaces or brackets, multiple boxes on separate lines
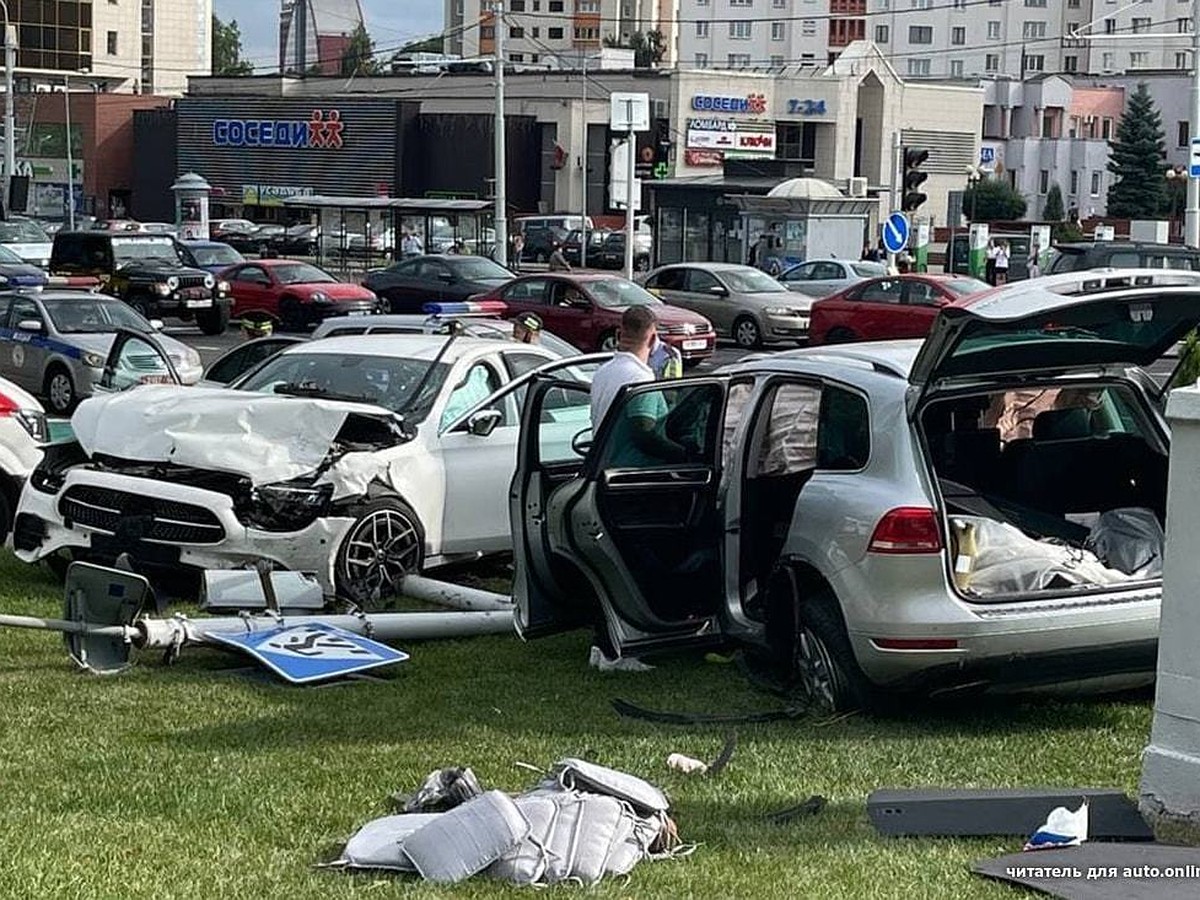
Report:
511,269,1200,712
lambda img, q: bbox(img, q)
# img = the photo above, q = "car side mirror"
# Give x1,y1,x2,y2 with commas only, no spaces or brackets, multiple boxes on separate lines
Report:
150,319,165,331
16,318,43,333
467,408,503,437
571,428,593,457
438,272,455,283
709,285,728,296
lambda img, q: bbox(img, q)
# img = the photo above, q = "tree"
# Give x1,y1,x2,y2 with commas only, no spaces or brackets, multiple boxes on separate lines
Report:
341,23,381,76
962,177,1028,222
212,15,253,76
1107,82,1168,219
1043,182,1065,222
602,30,666,68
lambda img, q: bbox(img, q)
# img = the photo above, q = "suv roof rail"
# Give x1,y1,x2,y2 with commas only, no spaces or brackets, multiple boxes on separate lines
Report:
1018,268,1200,297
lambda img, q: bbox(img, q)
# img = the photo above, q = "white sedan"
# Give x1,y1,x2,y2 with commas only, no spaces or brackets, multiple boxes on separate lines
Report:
13,332,601,604
0,375,47,543
777,258,888,298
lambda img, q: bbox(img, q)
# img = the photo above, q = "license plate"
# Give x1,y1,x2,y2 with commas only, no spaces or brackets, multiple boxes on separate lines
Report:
682,339,707,351
185,299,212,309
348,310,370,316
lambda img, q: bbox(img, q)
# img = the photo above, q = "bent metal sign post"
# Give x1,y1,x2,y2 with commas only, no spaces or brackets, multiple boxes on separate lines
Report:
212,109,346,149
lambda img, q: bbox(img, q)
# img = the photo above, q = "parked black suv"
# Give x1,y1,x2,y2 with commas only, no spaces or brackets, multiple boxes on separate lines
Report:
1046,241,1200,274
50,231,232,334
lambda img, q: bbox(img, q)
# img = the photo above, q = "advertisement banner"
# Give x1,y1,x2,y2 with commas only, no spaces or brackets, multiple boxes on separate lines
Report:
969,223,990,279
242,184,315,207
685,118,775,155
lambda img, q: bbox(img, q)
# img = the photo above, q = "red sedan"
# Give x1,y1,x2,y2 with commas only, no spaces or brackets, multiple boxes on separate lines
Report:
220,259,381,329
473,272,717,362
808,274,990,345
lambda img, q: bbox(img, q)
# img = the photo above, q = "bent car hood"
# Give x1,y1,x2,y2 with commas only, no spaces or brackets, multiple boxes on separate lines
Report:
71,386,402,485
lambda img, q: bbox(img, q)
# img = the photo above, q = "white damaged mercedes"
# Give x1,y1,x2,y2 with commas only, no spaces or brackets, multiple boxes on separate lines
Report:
12,330,601,604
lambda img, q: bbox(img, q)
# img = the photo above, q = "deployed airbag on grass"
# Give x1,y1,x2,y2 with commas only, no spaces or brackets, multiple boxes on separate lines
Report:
333,759,685,887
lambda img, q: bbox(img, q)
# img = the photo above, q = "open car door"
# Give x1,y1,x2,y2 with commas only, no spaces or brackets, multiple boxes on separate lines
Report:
97,328,182,394
514,373,734,655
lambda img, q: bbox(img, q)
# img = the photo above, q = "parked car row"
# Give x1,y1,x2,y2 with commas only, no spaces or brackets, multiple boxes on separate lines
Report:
3,266,1195,717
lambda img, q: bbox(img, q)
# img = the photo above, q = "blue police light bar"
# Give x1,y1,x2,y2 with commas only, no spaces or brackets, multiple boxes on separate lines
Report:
421,300,509,315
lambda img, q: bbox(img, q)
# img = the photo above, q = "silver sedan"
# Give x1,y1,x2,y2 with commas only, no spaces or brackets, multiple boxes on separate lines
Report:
778,258,888,298
0,290,202,415
643,262,811,348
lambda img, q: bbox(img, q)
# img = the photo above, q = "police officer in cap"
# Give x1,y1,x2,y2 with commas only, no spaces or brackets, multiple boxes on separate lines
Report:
512,311,543,344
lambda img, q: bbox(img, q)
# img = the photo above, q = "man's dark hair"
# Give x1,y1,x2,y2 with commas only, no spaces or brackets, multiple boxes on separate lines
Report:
620,305,657,343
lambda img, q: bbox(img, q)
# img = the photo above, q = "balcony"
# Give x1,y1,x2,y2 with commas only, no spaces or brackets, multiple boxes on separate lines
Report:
830,0,866,13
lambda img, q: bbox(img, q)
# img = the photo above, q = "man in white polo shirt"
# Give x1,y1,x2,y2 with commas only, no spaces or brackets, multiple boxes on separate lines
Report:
590,305,660,427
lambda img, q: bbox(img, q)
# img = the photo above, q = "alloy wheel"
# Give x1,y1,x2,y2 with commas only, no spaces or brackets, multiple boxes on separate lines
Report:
794,626,839,715
341,508,421,605
600,331,619,351
734,318,761,348
48,372,74,414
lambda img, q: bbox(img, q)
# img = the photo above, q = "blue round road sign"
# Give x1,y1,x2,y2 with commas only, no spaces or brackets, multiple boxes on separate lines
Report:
883,211,910,254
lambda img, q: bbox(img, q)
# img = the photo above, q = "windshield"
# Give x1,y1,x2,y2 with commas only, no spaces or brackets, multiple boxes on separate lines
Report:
721,268,786,293
112,236,182,264
449,257,512,281
945,278,991,296
0,219,49,243
851,263,888,278
236,352,449,422
0,243,26,264
189,245,242,267
587,278,661,308
272,263,336,285
43,297,152,333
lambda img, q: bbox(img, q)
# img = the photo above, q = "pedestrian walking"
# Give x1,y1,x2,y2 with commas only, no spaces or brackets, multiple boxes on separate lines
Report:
1027,243,1041,280
510,231,525,273
985,239,999,285
401,229,424,258
995,240,1010,285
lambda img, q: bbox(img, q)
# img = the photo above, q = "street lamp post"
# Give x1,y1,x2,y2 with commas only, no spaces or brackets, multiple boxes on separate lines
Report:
1168,166,1188,236
0,1,17,211
966,165,985,223
63,72,73,230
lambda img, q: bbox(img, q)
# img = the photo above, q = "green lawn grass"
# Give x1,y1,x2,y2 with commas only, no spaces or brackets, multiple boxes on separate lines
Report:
0,552,1153,899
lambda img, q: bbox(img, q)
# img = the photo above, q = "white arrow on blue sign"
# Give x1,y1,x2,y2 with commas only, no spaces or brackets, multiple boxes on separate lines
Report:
205,623,409,684
882,211,910,254
1190,138,1200,178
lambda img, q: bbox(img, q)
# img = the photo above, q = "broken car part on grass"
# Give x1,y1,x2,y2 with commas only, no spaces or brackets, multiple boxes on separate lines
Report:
0,562,515,682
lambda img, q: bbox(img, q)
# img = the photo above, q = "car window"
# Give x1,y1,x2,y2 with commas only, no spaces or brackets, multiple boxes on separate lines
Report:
415,259,451,280
904,281,938,306
11,297,41,327
753,382,821,476
532,381,594,466
816,386,870,471
386,259,418,276
1107,251,1140,268
851,262,888,278
685,268,720,292
780,263,814,282
234,265,269,284
503,279,549,304
441,361,503,430
646,268,681,291
105,335,175,391
811,262,843,280
598,380,724,469
502,351,548,380
858,279,904,304
206,340,292,385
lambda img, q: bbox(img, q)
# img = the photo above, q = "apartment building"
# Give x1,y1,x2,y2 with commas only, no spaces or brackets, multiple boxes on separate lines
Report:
1078,1,1194,74
980,75,1122,218
447,0,680,65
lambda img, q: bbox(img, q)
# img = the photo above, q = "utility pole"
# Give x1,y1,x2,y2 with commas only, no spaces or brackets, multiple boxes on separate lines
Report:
1,2,15,215
493,0,509,267
623,102,636,279
1188,0,1200,248
64,74,74,230
580,51,588,268
295,0,307,74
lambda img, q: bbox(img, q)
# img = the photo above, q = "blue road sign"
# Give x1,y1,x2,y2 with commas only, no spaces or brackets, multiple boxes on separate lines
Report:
205,623,409,684
980,146,996,165
883,211,910,254
1190,138,1200,178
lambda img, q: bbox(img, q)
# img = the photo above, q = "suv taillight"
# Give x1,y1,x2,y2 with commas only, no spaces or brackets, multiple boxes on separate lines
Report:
868,507,943,554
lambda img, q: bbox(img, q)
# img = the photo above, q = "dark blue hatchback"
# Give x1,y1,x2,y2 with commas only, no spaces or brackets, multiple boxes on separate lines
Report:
0,243,48,288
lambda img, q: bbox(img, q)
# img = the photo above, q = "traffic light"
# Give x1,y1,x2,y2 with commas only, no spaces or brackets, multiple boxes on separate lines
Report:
902,146,929,213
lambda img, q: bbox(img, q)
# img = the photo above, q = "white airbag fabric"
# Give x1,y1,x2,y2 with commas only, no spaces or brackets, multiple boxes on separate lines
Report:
71,387,384,485
550,757,671,814
1086,507,1164,578
400,790,529,883
334,813,442,871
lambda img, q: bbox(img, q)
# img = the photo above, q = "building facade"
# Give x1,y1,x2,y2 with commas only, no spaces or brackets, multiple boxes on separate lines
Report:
447,0,678,66
980,75,1122,220
280,0,367,76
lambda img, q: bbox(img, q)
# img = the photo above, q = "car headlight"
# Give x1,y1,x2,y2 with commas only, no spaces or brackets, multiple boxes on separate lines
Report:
311,290,330,303
13,409,47,443
244,482,333,532
154,282,171,296
29,463,64,494
166,276,180,291
184,347,201,367
217,280,230,293
82,351,105,367
763,307,792,316
203,274,215,289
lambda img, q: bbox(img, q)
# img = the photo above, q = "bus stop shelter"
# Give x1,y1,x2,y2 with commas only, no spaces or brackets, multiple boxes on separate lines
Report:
281,195,496,270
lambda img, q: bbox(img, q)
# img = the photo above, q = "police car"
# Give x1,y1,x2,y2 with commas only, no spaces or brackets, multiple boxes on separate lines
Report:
0,290,202,415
